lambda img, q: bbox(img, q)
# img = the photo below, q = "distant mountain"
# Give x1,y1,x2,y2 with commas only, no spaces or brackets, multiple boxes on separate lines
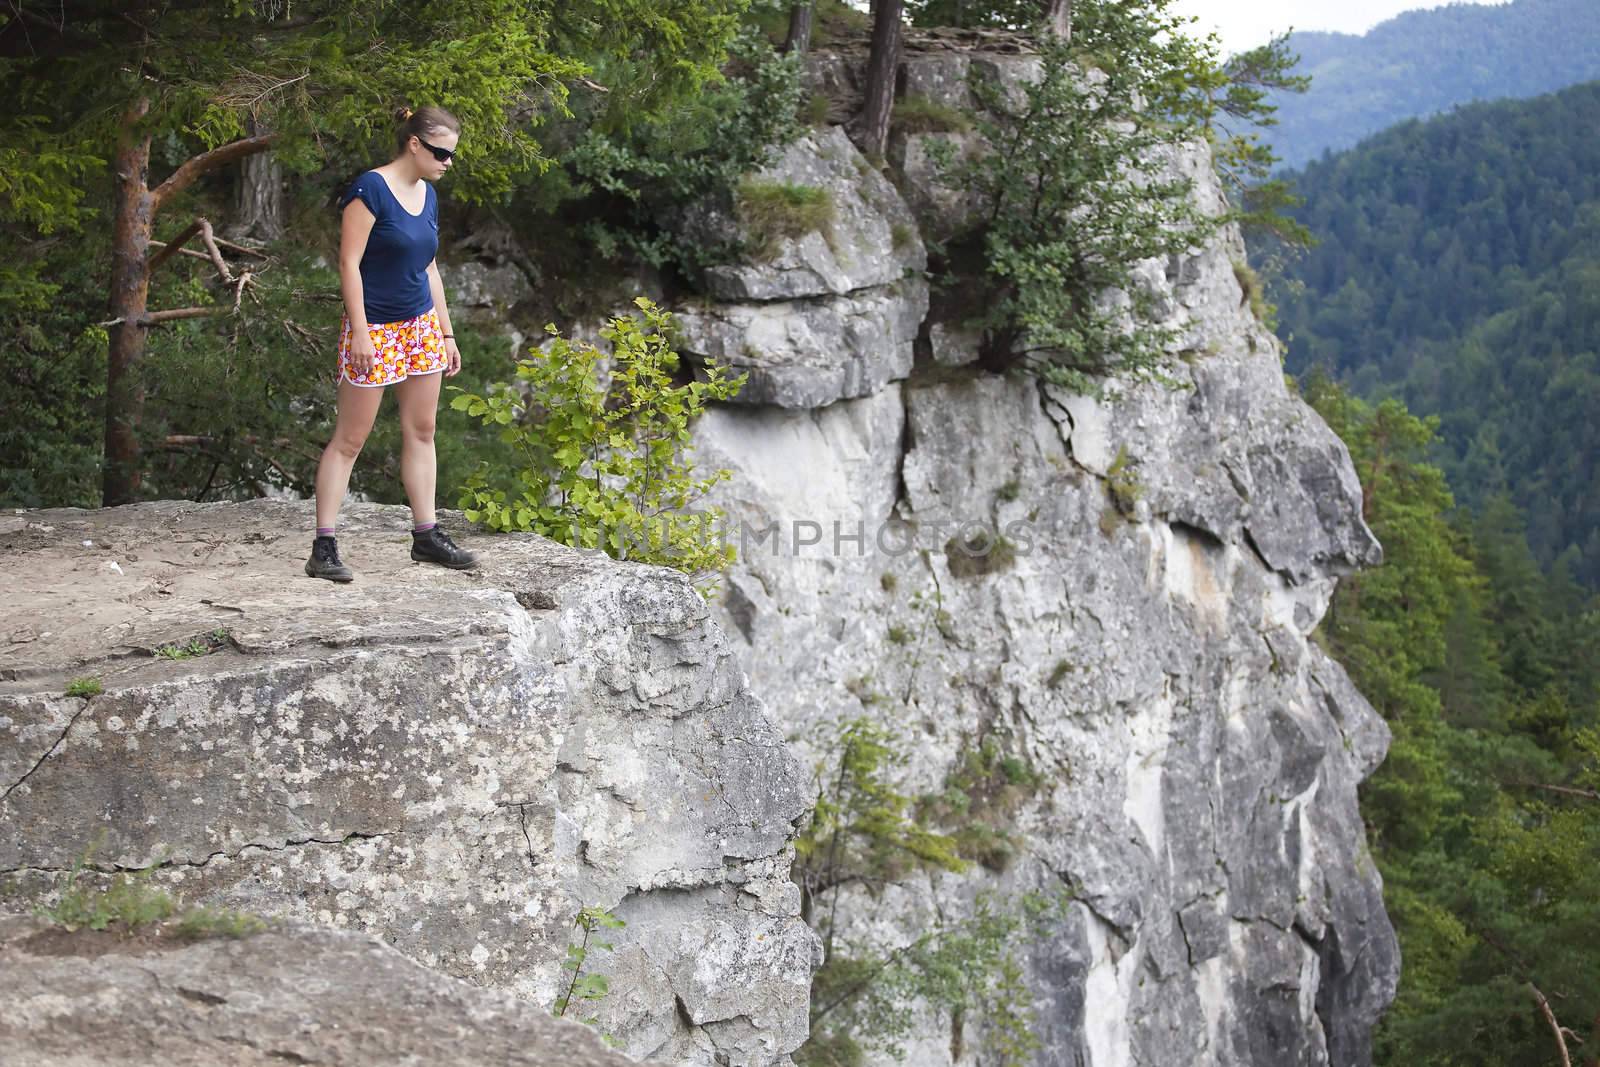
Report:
1266,0,1600,169
1273,80,1600,586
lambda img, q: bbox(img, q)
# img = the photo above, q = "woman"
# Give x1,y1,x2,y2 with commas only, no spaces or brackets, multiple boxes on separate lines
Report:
306,105,477,582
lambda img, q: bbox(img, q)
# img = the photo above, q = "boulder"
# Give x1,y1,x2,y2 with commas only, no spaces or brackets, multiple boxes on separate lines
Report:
0,500,815,1067
0,915,656,1067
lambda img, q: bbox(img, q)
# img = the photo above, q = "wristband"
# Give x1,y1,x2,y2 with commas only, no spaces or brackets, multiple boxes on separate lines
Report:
443,333,454,338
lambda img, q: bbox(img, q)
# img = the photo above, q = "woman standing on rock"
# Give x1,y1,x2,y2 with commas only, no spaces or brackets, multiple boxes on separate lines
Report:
306,105,478,582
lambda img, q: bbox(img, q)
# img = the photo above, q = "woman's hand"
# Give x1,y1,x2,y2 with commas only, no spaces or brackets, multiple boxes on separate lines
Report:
351,328,378,378
444,337,462,378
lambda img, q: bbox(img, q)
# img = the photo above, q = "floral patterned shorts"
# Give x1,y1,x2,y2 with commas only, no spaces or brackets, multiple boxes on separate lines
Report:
338,308,446,387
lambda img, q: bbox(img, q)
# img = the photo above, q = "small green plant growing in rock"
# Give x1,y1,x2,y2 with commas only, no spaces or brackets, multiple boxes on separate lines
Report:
1232,260,1276,329
1105,446,1143,516
46,867,175,933
156,637,209,660
944,532,1017,579
42,841,267,939
887,624,912,645
879,572,898,594
889,222,916,251
891,96,973,134
996,478,1022,503
453,299,746,586
554,904,626,1026
172,904,268,941
1047,660,1076,689
792,721,1050,1066
918,737,1045,874
803,93,832,127
64,677,102,698
736,179,836,260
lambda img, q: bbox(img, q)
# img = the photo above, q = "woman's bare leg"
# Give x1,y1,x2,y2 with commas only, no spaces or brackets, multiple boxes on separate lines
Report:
314,379,386,530
394,370,442,527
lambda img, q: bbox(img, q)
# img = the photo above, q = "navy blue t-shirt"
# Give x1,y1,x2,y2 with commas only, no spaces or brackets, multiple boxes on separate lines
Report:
340,170,438,324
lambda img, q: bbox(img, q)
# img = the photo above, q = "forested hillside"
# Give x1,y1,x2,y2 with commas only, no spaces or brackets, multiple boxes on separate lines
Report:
1275,79,1600,587
1267,0,1600,168
1303,374,1599,1067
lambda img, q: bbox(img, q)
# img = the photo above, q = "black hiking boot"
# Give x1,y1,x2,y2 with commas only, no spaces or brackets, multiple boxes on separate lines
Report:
305,535,354,582
411,526,478,570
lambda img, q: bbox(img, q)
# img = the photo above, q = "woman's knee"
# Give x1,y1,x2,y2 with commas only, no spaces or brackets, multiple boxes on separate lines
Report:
401,417,436,445
327,430,367,463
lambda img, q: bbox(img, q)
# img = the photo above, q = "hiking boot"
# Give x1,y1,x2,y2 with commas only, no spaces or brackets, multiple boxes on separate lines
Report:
305,535,354,582
411,526,478,570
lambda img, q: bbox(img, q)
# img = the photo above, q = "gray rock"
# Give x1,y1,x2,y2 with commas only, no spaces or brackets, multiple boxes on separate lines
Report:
0,914,657,1067
688,133,1397,1065
676,278,927,409
449,260,528,312
691,126,926,302
0,500,814,1067
890,52,1044,238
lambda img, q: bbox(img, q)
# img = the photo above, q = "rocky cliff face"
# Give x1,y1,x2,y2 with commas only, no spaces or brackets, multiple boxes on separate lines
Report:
0,501,815,1066
680,49,1401,1067
0,44,1400,1067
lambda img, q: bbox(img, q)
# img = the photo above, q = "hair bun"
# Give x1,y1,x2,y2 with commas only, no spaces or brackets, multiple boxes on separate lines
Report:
395,105,414,123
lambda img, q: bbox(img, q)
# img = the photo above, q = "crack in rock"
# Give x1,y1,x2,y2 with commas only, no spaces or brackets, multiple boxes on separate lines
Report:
1,829,400,877
1,701,90,804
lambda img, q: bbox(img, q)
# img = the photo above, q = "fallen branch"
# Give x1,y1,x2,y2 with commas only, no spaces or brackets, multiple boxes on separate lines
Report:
142,306,227,325
197,218,234,284
148,219,205,273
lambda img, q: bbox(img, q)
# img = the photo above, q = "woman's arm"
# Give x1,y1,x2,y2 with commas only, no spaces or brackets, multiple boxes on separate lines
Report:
340,199,378,373
339,200,376,327
426,259,460,377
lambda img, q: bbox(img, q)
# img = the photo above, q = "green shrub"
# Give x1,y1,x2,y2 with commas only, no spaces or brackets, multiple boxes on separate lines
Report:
453,298,745,585
1232,259,1277,329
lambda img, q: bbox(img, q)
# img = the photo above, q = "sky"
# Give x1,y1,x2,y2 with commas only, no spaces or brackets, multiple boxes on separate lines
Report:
1169,0,1514,54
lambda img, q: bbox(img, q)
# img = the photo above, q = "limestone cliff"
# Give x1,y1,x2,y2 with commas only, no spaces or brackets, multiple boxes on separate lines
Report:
679,49,1401,1067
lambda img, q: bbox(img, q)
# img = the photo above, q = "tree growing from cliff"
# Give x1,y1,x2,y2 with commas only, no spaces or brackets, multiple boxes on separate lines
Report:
931,0,1307,392
0,1,745,506
936,0,1221,391
792,718,1047,1067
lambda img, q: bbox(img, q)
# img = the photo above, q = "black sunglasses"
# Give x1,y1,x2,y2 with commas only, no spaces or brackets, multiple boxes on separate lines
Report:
416,137,454,163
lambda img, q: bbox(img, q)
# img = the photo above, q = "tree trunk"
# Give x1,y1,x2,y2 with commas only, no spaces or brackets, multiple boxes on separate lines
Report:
103,98,155,507
784,3,813,54
1044,0,1071,40
229,119,284,241
856,0,904,162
